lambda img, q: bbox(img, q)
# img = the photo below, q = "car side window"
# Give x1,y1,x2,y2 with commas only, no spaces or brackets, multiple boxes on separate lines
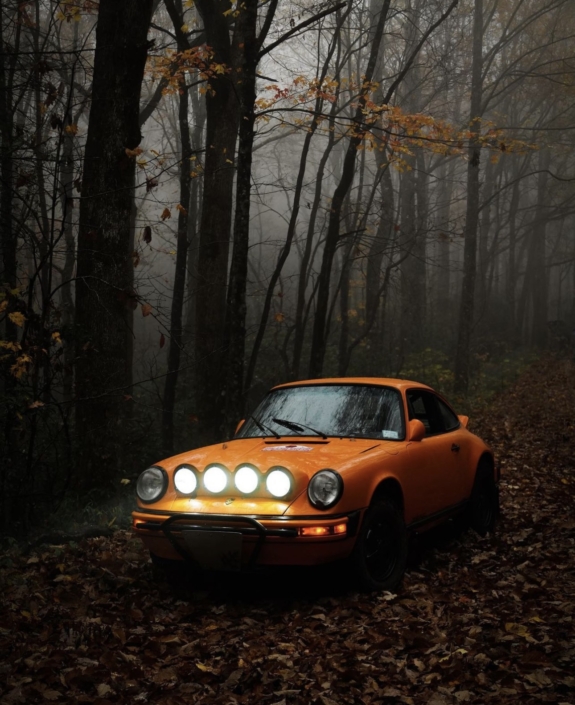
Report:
406,390,446,436
436,397,460,432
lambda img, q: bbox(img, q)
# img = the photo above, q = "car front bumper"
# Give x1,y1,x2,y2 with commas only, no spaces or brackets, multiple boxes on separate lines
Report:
132,509,362,569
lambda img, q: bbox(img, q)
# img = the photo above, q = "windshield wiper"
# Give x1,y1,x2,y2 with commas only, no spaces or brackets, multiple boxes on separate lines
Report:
272,417,328,439
250,415,280,439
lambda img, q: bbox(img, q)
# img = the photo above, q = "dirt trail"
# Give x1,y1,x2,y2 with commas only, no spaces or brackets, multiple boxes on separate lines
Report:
1,356,574,704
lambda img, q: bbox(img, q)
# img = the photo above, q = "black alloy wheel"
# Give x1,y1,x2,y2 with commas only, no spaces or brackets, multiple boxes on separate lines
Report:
351,499,408,592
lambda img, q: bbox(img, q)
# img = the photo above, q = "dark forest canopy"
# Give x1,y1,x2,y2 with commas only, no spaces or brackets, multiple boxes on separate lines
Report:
1,0,575,533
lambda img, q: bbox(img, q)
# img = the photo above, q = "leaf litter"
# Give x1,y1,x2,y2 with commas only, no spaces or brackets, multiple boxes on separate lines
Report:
1,356,574,704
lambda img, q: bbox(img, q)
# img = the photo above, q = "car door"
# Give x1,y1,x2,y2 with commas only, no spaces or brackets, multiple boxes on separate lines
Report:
402,389,465,522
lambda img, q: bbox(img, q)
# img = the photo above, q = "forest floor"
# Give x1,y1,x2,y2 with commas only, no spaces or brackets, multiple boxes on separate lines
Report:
1,356,575,705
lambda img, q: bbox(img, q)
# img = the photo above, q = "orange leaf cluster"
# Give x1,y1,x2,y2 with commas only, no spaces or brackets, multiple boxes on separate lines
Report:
148,46,225,96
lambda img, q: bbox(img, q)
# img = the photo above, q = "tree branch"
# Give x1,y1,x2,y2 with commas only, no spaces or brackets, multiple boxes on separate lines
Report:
258,1,347,59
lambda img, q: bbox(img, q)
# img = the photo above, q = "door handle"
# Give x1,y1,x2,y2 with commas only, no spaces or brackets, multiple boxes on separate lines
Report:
451,443,460,452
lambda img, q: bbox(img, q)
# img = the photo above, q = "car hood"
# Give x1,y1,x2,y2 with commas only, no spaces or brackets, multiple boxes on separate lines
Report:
159,436,400,476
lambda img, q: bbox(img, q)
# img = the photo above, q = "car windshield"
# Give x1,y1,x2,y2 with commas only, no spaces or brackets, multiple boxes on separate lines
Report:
237,384,405,440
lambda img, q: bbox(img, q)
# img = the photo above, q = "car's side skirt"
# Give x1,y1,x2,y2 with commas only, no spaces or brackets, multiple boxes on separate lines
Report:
406,499,469,532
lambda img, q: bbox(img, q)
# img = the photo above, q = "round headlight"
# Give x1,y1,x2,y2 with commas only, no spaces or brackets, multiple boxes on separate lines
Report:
308,469,343,509
204,465,228,493
136,467,167,503
174,466,197,495
235,466,259,494
266,468,291,498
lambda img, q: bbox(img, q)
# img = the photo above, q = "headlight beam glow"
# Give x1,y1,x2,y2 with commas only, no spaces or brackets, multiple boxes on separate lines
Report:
235,466,259,494
174,466,197,495
266,468,291,498
203,465,228,493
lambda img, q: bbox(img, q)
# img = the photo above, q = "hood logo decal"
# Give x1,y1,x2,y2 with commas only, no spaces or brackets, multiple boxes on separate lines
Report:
262,445,312,452
225,498,235,505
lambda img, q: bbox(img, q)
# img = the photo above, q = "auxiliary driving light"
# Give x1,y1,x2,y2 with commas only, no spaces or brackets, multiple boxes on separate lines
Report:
266,468,291,498
203,465,228,493
174,466,197,495
235,466,259,494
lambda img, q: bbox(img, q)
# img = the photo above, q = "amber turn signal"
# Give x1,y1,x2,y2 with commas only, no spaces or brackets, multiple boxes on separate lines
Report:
299,523,347,537
300,526,330,536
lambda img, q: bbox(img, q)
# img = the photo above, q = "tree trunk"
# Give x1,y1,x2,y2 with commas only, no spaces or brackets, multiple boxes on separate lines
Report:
193,0,241,443
223,0,260,435
0,1,19,531
183,82,205,359
434,157,456,331
75,0,154,487
365,161,394,374
506,174,520,344
454,0,483,394
530,148,550,348
0,3,18,331
59,108,77,403
162,82,191,456
399,149,427,359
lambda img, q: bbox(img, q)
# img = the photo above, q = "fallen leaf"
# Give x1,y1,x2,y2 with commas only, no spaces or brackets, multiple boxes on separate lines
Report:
505,622,531,639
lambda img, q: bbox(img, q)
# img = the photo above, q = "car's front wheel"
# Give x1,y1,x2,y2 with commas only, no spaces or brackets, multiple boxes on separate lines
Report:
469,463,499,536
351,499,408,592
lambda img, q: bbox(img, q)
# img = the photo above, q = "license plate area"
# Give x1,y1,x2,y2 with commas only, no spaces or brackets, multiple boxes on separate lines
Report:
182,530,242,571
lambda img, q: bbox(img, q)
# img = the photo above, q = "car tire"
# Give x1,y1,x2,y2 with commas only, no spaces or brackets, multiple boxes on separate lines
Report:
351,499,408,592
469,463,499,536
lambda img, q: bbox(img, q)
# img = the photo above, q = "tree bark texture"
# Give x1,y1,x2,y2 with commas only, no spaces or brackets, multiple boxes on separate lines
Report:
454,0,483,394
161,0,196,456
162,84,191,456
223,0,260,435
75,0,154,485
365,160,394,374
530,148,550,348
399,156,426,359
193,0,241,443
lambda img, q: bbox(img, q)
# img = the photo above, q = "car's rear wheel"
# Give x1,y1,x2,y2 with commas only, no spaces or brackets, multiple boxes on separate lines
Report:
351,499,408,592
469,463,499,536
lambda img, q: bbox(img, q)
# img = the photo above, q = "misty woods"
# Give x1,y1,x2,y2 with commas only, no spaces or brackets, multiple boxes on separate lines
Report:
1,0,574,533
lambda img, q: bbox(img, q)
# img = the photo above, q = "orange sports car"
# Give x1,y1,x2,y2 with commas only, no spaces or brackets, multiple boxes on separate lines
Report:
132,378,499,591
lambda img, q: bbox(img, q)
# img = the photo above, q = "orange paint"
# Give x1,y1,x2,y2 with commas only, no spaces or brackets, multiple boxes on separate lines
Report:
132,378,494,569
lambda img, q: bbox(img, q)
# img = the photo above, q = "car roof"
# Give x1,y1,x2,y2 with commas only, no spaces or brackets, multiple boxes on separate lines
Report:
271,377,433,393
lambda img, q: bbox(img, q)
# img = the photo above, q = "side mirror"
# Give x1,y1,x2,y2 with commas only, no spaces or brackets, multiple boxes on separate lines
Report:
408,419,426,442
458,415,469,429
235,419,245,435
